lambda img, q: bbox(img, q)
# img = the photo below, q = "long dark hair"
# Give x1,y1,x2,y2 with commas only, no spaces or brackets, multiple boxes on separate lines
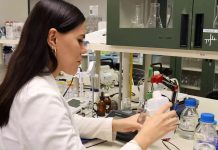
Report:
0,0,85,127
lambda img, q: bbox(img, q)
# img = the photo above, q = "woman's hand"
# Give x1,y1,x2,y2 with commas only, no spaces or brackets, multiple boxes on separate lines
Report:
133,103,178,150
112,114,142,133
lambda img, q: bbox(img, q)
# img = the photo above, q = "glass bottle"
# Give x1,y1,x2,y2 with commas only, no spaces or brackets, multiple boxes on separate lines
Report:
131,4,144,28
121,97,132,113
104,93,112,113
137,92,152,124
213,5,218,28
94,92,106,116
136,99,146,124
145,3,163,28
193,113,217,150
177,98,199,140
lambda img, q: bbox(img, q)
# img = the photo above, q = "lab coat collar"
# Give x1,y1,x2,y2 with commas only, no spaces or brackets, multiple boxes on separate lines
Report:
44,74,61,94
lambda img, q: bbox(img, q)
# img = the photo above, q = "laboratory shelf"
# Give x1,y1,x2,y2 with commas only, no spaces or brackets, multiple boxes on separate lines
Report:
162,64,170,68
180,85,200,90
182,67,202,72
87,44,218,60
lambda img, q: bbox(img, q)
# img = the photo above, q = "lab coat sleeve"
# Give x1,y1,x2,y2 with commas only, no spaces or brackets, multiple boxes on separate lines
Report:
19,91,85,150
74,115,116,142
120,140,142,150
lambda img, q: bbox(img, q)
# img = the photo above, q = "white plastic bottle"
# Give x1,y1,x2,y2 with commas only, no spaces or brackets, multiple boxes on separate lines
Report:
177,98,199,139
146,91,173,139
194,113,217,150
146,91,169,116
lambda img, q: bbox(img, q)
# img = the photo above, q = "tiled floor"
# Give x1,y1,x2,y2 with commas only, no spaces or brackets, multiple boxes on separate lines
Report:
0,64,6,83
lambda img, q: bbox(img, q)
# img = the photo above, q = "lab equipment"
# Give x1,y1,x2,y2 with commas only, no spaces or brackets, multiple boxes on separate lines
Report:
131,4,144,28
121,97,132,113
136,93,152,125
110,100,118,110
145,91,173,139
151,73,179,109
194,113,217,150
93,92,106,116
5,21,14,39
104,93,112,113
136,102,147,125
166,0,173,28
146,91,169,116
0,26,6,38
100,65,119,89
177,98,199,140
86,5,102,33
3,46,14,65
145,3,163,28
75,61,96,97
107,110,137,142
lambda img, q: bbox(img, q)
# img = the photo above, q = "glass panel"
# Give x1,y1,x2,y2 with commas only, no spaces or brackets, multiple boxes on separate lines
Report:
152,55,170,68
214,74,218,90
182,58,202,70
119,0,174,28
180,58,202,96
214,61,218,90
133,53,143,65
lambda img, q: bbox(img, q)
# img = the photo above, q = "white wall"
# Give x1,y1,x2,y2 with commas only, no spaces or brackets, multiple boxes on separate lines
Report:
0,0,28,26
30,0,107,21
66,0,107,21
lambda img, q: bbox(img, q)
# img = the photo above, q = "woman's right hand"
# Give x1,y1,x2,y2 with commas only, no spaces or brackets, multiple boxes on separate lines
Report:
133,102,178,150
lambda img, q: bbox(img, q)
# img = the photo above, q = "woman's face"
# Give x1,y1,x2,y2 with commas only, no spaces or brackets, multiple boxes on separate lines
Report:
55,23,87,75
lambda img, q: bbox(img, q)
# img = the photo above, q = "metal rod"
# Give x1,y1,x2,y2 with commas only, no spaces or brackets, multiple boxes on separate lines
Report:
144,54,152,98
118,52,123,110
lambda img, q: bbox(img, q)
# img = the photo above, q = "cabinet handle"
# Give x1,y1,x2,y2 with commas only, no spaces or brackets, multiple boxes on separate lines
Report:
194,14,204,48
180,14,189,48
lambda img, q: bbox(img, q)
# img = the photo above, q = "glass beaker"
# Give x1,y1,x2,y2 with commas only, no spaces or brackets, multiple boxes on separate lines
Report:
131,4,144,28
145,3,163,28
213,5,218,28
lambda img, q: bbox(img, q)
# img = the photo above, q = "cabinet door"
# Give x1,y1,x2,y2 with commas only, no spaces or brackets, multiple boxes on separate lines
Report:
151,56,176,77
192,0,217,51
201,60,215,96
107,0,193,49
180,58,202,96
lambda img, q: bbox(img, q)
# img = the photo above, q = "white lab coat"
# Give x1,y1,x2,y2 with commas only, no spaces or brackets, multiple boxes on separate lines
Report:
0,74,141,150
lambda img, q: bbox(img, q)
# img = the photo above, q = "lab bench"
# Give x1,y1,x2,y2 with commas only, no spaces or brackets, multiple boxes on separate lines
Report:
88,95,218,150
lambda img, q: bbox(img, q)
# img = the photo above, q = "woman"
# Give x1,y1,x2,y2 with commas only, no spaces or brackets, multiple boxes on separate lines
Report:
0,0,178,150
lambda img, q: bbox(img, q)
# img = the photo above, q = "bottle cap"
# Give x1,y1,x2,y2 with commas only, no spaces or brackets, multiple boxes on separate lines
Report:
185,98,197,107
200,113,215,123
100,92,104,100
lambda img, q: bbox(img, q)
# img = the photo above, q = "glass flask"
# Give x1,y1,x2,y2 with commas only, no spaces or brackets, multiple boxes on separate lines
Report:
131,4,144,28
166,2,173,28
213,5,218,28
145,3,163,28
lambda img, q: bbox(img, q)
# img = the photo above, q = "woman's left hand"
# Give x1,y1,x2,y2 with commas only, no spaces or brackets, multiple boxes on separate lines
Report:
112,114,142,133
